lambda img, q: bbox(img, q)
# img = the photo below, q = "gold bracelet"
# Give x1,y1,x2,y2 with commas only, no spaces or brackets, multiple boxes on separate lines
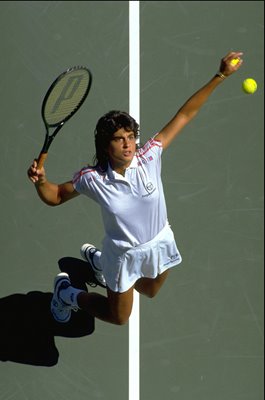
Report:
216,72,226,80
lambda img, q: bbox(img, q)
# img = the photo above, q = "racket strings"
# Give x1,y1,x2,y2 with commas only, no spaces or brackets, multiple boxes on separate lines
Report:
43,69,91,126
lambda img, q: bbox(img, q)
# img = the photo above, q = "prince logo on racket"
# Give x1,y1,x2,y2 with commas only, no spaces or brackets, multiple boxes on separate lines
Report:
28,51,243,325
51,75,86,115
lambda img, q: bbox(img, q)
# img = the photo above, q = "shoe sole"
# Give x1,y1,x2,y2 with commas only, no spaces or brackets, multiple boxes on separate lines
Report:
51,273,72,323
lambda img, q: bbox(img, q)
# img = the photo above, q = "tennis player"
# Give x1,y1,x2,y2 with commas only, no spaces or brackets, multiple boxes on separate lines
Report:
28,52,243,325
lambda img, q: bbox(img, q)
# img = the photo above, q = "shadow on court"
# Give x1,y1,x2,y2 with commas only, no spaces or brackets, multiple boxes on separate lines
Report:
0,257,100,367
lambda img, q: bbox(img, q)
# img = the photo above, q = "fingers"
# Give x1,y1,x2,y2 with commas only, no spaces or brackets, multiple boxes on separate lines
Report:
220,51,244,77
27,160,38,183
227,52,243,67
27,159,45,184
223,51,243,63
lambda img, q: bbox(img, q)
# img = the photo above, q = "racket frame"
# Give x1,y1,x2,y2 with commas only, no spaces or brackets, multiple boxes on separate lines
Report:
37,66,92,168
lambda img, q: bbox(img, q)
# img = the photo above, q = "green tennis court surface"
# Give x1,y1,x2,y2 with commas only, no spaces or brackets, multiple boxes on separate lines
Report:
0,2,263,399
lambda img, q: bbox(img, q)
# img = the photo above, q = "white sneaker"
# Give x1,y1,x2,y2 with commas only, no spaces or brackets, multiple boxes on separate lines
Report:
80,244,106,288
51,272,78,323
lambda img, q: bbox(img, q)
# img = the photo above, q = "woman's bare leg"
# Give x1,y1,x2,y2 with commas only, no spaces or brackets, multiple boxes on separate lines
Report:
134,269,169,298
77,286,134,325
76,270,169,324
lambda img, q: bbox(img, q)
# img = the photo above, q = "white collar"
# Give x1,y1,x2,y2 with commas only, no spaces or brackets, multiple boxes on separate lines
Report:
107,154,138,181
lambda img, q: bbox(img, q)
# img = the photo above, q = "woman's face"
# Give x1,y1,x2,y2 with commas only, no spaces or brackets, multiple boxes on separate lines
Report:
107,128,136,174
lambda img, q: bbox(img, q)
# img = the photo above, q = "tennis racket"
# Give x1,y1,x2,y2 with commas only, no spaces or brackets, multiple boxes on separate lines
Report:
37,66,92,169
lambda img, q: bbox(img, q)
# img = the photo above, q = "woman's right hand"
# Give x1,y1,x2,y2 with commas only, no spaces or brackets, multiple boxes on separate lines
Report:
27,159,46,184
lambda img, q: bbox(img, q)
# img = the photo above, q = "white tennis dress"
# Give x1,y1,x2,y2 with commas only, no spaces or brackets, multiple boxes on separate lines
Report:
73,137,182,292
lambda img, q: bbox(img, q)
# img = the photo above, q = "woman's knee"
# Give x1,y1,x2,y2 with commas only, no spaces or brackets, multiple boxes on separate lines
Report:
146,287,159,298
109,304,132,325
142,285,160,298
111,312,130,325
135,271,169,298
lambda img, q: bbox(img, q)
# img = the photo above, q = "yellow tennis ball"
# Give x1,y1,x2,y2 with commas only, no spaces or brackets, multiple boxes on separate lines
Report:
230,58,240,66
242,78,257,94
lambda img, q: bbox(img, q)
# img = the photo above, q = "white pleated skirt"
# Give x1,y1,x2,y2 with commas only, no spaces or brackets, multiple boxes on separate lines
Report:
99,222,182,293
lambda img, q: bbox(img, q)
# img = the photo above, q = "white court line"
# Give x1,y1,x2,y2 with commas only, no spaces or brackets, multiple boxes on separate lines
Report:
129,2,140,400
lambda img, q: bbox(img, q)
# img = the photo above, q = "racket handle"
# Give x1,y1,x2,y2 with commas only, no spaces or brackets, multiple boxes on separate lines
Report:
37,152,48,169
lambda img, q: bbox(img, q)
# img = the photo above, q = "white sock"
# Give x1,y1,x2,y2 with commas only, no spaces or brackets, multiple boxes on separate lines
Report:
59,286,85,309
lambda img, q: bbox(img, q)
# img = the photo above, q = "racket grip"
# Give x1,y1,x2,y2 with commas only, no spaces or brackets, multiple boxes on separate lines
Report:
37,152,48,169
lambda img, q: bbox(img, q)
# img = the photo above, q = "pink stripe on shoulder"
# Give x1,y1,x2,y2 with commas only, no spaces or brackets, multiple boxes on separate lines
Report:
72,167,96,184
139,137,162,156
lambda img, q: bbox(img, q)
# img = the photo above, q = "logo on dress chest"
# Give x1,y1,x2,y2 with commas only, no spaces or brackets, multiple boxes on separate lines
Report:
142,182,156,197
146,182,154,192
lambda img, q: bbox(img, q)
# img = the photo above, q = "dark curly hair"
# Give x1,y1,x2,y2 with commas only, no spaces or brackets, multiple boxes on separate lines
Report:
93,110,139,171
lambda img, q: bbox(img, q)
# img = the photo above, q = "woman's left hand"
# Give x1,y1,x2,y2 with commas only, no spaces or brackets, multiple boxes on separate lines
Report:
219,51,244,77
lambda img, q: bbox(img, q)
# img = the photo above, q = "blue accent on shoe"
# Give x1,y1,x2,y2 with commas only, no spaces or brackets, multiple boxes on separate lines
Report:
51,273,73,323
